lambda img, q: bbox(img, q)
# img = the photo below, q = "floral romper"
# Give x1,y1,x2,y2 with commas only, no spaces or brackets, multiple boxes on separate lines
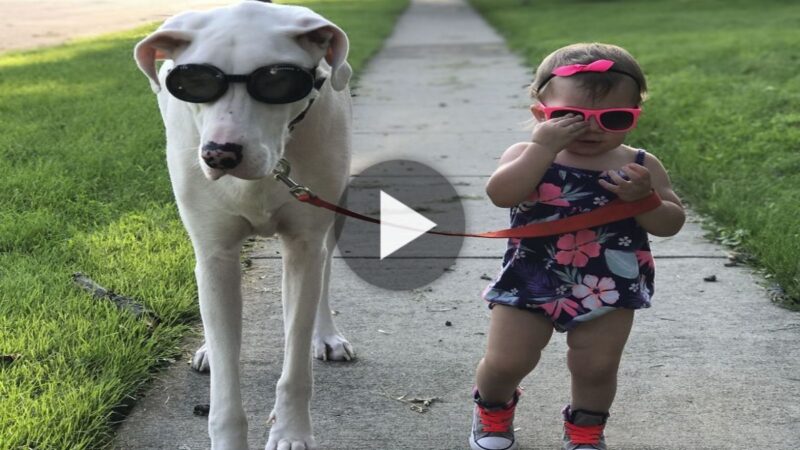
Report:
482,149,655,331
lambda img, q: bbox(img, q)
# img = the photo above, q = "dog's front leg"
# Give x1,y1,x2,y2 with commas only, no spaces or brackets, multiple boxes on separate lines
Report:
266,234,327,450
195,246,248,450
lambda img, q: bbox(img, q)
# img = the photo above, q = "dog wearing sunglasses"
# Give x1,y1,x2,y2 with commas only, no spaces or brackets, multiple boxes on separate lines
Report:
134,1,353,448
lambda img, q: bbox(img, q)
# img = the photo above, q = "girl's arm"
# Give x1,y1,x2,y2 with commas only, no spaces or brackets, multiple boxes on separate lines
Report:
485,142,559,207
635,154,685,236
486,114,587,208
599,153,685,237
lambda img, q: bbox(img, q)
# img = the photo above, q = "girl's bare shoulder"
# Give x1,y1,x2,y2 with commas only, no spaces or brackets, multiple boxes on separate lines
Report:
620,144,644,160
622,145,665,169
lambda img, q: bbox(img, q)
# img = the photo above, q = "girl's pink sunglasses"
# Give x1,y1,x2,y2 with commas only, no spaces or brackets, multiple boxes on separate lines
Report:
535,103,642,133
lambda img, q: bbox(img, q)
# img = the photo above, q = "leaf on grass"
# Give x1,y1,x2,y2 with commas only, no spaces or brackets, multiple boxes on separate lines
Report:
71,272,159,327
1,353,21,365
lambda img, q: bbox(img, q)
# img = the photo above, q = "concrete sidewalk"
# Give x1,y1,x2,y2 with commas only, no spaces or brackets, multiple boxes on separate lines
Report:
114,0,800,449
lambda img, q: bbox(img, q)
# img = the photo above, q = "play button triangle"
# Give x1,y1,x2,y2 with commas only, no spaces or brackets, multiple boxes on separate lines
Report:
379,190,436,260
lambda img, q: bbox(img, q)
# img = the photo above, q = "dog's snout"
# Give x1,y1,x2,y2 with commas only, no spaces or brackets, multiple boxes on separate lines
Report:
202,142,243,170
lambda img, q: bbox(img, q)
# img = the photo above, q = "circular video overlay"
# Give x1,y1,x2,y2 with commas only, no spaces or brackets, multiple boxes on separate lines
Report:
335,159,465,290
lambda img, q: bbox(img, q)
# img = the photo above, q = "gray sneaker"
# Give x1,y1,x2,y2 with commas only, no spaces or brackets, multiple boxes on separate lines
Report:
561,405,609,450
469,388,521,450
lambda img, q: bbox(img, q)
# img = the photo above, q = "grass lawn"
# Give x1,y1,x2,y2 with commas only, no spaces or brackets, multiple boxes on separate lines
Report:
469,0,800,306
0,0,408,448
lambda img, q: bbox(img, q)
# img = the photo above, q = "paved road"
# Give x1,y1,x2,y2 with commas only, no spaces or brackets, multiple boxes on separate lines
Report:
0,0,227,53
108,0,800,449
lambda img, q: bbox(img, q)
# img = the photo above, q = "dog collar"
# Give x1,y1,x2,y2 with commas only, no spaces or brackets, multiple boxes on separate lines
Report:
288,74,327,131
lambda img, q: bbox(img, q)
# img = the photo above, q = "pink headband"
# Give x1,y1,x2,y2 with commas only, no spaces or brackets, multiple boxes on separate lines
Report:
552,59,615,77
535,59,641,93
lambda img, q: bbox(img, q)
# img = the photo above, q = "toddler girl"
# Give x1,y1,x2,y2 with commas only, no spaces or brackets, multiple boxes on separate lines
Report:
469,43,686,450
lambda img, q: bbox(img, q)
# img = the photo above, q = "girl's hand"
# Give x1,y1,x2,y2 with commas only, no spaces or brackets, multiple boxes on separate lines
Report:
599,163,653,201
531,114,588,153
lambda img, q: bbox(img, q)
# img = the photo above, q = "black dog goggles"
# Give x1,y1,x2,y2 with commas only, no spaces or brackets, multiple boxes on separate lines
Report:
165,63,317,104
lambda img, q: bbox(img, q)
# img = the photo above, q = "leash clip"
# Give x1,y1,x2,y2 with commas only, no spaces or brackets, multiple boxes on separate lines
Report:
273,158,316,200
289,186,315,200
273,158,292,180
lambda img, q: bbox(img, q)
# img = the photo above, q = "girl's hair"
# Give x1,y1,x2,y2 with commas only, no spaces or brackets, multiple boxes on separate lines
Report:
529,43,647,104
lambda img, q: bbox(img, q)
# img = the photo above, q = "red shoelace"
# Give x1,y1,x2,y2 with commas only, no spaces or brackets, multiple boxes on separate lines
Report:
564,422,605,445
477,405,515,433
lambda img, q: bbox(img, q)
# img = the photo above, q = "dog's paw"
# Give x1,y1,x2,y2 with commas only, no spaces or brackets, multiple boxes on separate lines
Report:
267,397,315,449
312,333,355,361
265,437,316,450
190,342,210,372
265,423,316,450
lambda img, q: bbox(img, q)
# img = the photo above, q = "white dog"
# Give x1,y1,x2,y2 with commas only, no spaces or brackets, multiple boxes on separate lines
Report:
134,1,354,448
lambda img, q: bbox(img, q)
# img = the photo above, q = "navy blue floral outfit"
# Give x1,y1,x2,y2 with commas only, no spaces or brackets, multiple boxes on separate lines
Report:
482,149,655,331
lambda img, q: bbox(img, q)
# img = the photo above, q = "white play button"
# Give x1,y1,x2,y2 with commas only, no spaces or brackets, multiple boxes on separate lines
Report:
336,159,465,290
380,191,436,260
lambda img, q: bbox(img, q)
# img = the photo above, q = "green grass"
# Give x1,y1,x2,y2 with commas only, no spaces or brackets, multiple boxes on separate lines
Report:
0,1,409,448
469,0,800,306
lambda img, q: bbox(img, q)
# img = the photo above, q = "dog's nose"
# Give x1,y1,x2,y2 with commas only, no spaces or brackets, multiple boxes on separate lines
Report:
202,142,243,170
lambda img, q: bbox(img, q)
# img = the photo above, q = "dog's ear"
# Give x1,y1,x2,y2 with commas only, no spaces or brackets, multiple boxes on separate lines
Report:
134,29,194,93
304,25,351,91
290,16,352,91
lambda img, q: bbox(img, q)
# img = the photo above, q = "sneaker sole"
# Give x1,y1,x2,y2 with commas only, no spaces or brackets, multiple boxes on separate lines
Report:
469,434,519,450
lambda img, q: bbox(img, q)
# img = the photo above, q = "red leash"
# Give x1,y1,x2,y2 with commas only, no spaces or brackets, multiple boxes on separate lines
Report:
274,159,663,239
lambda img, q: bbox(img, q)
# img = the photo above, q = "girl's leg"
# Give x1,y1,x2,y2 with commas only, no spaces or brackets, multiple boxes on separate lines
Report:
475,305,554,404
566,309,634,412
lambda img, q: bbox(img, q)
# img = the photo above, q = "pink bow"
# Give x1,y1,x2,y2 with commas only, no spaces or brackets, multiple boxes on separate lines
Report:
552,59,615,77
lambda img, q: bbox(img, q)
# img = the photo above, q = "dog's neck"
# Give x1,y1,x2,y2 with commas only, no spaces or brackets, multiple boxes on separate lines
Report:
288,75,326,131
